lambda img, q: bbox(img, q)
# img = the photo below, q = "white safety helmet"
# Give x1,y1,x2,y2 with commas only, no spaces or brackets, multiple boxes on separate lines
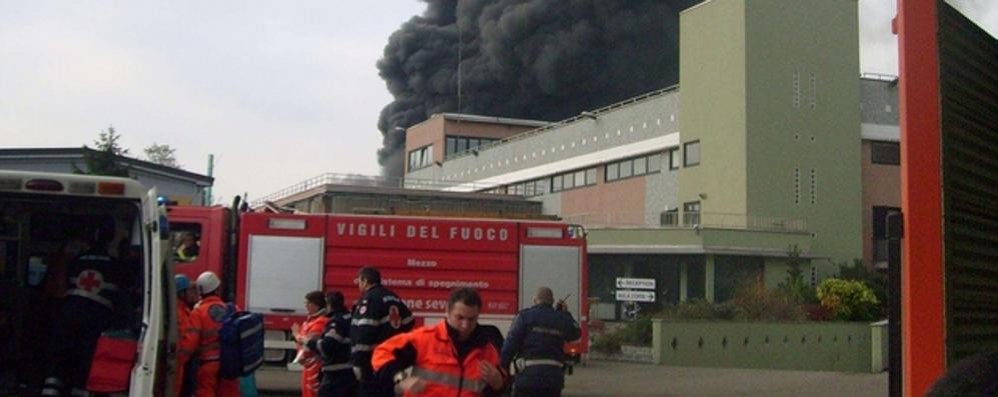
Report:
196,271,221,295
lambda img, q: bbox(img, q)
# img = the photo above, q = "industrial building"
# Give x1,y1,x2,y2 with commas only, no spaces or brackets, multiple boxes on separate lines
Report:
402,0,900,314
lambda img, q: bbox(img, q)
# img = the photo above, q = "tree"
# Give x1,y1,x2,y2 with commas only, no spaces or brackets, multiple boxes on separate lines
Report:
777,245,817,304
74,125,131,177
144,143,181,168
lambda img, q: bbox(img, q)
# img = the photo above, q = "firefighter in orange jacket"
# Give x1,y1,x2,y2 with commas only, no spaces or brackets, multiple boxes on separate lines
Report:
372,288,505,397
291,290,329,397
175,274,199,397
179,271,240,397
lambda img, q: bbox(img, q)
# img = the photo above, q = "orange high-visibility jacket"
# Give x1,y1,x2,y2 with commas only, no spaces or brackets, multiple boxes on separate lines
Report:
372,322,501,397
181,296,226,361
175,299,194,397
298,310,329,397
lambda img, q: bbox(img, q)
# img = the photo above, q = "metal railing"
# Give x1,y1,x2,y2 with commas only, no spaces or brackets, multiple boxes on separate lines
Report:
250,173,503,206
561,211,808,233
445,85,680,161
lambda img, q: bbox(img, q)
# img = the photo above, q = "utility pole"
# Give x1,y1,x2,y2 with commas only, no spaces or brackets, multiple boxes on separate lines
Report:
206,154,214,205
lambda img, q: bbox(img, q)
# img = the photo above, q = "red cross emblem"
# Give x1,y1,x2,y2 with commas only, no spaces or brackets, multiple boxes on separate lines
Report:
388,306,402,329
77,270,103,293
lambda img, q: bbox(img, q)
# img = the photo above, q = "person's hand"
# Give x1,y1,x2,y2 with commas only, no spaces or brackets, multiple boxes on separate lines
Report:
290,322,300,335
479,361,504,390
556,301,568,311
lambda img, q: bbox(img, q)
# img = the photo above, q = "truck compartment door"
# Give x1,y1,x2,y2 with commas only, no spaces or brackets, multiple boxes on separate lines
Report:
246,235,323,315
519,245,581,316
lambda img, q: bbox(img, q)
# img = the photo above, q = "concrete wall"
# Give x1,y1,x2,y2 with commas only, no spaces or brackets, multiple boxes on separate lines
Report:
680,0,863,265
678,1,748,217
743,0,862,266
405,116,446,171
560,170,646,225
652,320,879,372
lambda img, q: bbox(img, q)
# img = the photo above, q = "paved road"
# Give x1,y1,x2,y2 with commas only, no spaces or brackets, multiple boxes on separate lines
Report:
258,360,888,396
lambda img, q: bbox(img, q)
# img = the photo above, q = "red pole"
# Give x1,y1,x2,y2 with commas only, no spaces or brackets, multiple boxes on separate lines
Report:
896,0,946,395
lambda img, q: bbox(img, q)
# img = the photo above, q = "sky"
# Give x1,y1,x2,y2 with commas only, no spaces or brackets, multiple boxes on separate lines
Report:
1,1,996,204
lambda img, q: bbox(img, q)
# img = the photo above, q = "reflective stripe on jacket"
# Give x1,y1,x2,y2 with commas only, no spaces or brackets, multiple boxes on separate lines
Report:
350,285,414,371
372,322,500,397
500,303,581,390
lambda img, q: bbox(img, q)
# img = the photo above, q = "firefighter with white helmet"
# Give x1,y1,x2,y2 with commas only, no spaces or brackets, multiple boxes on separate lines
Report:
179,271,239,397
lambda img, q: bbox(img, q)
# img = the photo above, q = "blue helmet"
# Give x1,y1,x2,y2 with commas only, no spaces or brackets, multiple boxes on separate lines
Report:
175,274,191,292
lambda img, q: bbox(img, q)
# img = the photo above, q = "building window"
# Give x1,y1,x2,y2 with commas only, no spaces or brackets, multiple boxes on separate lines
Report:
445,136,497,158
606,163,619,181
684,141,700,167
521,178,547,197
668,148,680,170
551,167,597,192
648,153,662,173
871,142,900,165
407,145,433,171
619,160,633,178
683,201,701,226
633,156,647,175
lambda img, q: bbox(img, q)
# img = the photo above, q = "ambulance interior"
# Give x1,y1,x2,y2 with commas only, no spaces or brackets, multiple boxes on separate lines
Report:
0,193,145,395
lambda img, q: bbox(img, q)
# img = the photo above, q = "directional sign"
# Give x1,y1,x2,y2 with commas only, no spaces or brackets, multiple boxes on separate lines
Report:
616,290,656,302
616,277,656,290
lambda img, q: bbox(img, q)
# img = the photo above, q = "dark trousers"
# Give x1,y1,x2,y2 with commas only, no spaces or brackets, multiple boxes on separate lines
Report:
356,365,392,397
47,297,112,390
319,370,357,397
514,386,562,397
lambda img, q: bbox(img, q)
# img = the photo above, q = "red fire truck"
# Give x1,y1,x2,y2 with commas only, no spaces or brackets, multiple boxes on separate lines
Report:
166,204,588,369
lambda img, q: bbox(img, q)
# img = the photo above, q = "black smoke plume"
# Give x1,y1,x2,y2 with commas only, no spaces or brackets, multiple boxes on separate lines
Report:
376,0,701,177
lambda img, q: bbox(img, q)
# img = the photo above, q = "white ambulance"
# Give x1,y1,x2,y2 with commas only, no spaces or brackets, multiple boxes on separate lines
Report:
0,170,171,396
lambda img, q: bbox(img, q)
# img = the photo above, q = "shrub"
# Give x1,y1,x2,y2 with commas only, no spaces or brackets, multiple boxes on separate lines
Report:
837,260,887,318
730,281,805,321
816,278,880,321
590,315,653,354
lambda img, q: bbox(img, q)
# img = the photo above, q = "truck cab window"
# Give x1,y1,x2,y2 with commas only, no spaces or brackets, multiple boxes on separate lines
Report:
171,223,202,263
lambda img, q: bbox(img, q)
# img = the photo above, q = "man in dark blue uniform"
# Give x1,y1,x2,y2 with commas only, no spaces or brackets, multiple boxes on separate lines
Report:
501,287,581,397
41,222,133,397
350,267,414,397
305,291,356,397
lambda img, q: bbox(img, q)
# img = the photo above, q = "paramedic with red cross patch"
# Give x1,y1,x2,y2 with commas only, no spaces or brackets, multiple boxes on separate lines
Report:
351,266,414,397
42,221,133,397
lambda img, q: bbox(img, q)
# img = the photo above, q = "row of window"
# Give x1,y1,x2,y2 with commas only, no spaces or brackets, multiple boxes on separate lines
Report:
483,141,702,196
439,119,676,181
552,168,598,192
606,153,663,181
407,145,433,171
445,136,498,158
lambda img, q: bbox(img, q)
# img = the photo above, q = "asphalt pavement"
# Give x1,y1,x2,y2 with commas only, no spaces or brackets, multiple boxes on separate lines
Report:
258,360,887,396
